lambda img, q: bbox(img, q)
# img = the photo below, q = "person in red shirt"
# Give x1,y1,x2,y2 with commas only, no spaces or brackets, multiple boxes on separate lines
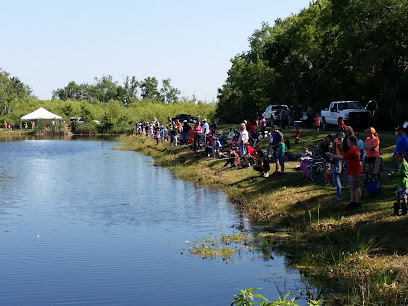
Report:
242,142,257,167
327,135,362,210
338,117,346,133
315,114,321,133
295,127,301,144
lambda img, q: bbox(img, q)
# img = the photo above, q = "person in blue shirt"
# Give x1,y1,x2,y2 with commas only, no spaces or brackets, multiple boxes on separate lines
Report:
394,125,408,160
267,125,283,158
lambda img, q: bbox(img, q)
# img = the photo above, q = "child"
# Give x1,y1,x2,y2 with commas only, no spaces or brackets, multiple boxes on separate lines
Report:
315,114,321,133
338,117,345,134
295,127,301,144
389,152,408,216
253,144,270,177
273,138,285,175
223,149,240,168
212,136,222,159
155,128,160,145
327,135,362,210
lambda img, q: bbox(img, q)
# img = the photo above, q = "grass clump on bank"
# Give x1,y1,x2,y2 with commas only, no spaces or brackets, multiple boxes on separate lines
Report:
118,128,408,304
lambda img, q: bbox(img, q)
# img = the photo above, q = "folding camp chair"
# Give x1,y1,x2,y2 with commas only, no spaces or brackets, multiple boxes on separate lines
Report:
364,157,383,196
307,158,325,184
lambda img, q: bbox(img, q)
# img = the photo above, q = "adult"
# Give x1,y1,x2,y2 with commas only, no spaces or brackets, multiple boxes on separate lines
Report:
193,121,202,151
259,115,266,135
201,119,210,142
306,106,315,127
267,125,283,158
237,123,249,157
288,106,294,127
394,125,408,159
363,127,380,172
343,126,355,185
327,135,363,210
329,139,343,201
280,109,288,129
182,120,191,144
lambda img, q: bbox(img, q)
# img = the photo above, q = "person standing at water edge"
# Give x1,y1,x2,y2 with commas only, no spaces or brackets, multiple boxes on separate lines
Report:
363,127,380,172
201,119,210,142
237,123,249,157
327,135,362,210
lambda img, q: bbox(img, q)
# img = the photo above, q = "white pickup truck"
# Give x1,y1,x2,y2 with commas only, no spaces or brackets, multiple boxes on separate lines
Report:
320,101,371,130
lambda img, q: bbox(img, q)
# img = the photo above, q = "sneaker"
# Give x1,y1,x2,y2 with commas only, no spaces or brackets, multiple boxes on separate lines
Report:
345,202,356,211
264,172,269,178
334,196,343,201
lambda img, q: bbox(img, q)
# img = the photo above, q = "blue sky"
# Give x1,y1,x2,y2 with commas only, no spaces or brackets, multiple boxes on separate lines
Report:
1,0,311,101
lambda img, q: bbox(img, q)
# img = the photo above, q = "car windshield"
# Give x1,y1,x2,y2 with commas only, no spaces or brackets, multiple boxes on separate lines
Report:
338,102,361,110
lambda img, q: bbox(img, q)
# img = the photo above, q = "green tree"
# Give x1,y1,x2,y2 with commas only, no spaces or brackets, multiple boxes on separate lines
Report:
123,76,140,105
140,77,160,100
160,78,180,103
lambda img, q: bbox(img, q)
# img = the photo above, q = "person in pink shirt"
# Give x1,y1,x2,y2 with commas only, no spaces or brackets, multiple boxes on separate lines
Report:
363,127,380,172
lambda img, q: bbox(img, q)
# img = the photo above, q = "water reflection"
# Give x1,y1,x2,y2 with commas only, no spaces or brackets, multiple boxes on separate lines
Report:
0,139,318,305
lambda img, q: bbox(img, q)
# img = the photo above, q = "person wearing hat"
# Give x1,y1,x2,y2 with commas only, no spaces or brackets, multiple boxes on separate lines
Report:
182,120,191,145
388,152,408,216
394,125,408,160
201,119,210,142
363,127,380,172
237,123,249,157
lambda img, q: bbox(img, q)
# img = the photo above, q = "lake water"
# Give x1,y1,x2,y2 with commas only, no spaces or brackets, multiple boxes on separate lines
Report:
0,138,315,305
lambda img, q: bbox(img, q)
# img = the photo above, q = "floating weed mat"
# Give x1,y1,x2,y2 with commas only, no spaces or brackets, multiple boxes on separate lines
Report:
190,231,286,261
190,232,251,261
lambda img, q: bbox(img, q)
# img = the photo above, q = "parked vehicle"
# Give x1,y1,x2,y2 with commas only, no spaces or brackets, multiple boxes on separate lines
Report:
320,101,371,130
70,117,84,125
262,105,288,124
171,114,197,123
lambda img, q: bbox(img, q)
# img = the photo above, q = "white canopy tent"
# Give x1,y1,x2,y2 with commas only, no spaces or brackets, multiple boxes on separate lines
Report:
21,107,62,120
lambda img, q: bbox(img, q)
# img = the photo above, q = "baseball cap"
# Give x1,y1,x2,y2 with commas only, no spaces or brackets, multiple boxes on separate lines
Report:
271,125,278,129
395,125,405,131
365,127,376,133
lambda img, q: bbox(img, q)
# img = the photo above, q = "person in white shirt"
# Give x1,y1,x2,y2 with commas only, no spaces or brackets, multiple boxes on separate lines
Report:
201,119,210,142
237,123,249,156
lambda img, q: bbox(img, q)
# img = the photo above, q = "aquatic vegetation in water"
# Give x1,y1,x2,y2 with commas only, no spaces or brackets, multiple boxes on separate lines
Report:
231,288,325,306
190,232,250,260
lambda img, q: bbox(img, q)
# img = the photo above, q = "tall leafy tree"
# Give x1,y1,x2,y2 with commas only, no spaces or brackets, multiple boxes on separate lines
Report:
160,78,180,103
140,77,160,100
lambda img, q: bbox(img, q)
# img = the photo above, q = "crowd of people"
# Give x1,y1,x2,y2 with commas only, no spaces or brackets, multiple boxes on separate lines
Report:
2,121,36,131
135,115,408,215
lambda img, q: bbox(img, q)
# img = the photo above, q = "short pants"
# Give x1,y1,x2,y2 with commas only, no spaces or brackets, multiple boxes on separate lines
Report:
396,187,408,200
348,174,361,189
365,157,376,164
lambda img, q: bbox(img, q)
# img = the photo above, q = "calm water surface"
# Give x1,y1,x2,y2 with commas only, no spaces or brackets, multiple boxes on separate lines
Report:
0,138,313,305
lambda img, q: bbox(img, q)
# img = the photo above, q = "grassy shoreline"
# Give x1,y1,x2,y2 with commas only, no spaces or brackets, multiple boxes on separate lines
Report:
118,130,408,305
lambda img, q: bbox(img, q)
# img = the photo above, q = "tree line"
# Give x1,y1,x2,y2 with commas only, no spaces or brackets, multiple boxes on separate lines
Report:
52,76,182,105
0,70,215,134
216,0,408,125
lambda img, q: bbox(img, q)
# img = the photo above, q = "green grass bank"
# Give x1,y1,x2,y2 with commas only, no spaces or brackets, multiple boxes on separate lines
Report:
118,127,408,305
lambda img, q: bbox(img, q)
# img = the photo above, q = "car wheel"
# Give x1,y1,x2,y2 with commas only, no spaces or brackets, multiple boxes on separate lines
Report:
322,118,327,131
